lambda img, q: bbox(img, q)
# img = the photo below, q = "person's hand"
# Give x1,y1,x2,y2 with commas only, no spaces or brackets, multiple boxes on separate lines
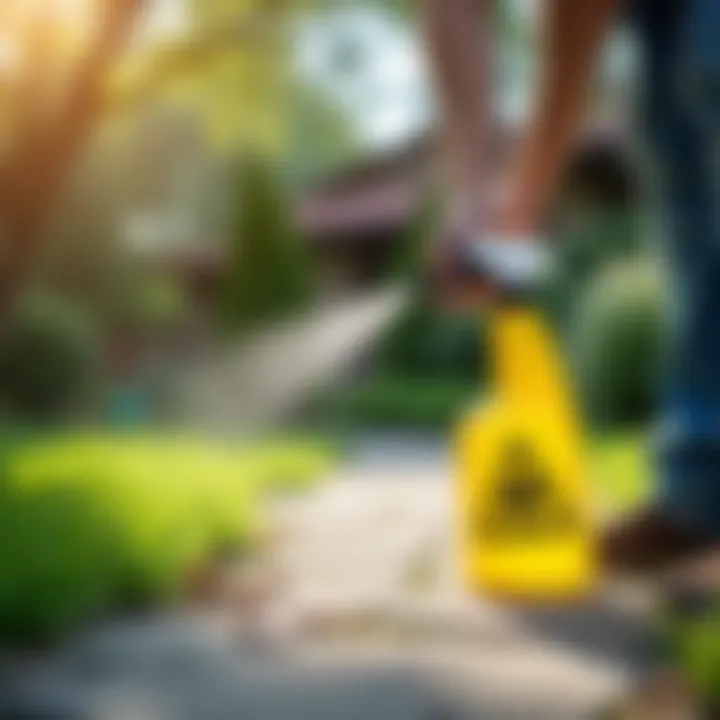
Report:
428,185,552,311
427,222,495,311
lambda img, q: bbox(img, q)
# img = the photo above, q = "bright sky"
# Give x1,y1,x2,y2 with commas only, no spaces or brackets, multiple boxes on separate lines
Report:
297,7,433,152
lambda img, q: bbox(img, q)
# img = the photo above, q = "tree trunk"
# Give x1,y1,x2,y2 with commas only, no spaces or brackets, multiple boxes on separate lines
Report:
0,0,145,315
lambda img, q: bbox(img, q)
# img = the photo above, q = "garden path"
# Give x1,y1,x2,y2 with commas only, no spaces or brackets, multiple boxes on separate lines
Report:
179,285,409,433
0,451,651,720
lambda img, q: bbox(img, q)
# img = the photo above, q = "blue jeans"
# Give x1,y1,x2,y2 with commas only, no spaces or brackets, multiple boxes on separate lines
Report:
633,0,720,536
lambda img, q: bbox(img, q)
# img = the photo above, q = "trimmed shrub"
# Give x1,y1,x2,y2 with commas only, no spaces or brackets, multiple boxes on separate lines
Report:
219,156,315,333
571,256,668,429
545,211,644,333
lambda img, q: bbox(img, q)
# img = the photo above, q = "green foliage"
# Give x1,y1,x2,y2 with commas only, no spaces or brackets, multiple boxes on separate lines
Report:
390,191,443,280
325,308,484,430
332,376,476,430
546,211,643,332
108,0,304,152
374,297,487,383
219,155,315,333
591,433,651,511
0,432,332,644
43,134,129,310
117,273,189,334
0,293,99,424
285,81,360,189
45,106,205,333
571,257,668,430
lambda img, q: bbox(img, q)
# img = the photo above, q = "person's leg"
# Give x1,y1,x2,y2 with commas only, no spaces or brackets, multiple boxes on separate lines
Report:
421,0,494,222
604,0,720,570
657,94,720,536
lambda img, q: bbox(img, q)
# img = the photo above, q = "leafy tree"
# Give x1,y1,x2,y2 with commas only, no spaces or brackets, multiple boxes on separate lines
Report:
39,100,220,329
0,0,302,315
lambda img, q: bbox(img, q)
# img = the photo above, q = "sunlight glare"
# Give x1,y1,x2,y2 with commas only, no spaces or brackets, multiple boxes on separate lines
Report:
0,36,18,72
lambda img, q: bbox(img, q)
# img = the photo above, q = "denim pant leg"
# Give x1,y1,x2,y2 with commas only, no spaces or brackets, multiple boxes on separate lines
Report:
634,0,720,536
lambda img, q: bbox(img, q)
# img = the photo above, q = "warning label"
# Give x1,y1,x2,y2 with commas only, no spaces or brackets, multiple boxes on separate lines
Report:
477,439,579,543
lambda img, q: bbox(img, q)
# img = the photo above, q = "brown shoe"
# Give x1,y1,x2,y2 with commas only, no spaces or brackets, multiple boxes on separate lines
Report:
602,506,713,575
595,669,700,720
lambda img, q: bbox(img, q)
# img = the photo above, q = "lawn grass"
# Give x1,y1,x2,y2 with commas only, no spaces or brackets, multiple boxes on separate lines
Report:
591,432,652,512
0,431,333,645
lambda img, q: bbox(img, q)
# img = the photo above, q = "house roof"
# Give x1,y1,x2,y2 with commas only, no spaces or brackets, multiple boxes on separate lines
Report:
297,134,435,240
298,120,631,241
296,124,521,240
298,176,422,239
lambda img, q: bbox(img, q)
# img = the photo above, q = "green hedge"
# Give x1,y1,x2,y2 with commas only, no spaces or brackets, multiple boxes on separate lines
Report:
331,376,477,431
0,433,332,645
372,299,487,383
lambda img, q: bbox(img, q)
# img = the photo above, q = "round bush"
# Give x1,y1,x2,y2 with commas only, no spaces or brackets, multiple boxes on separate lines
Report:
0,293,98,423
571,257,668,429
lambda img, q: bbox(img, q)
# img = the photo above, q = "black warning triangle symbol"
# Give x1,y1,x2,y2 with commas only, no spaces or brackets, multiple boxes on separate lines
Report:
479,438,578,543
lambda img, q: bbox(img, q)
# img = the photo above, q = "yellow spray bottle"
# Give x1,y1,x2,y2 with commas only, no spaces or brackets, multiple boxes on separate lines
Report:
455,301,598,602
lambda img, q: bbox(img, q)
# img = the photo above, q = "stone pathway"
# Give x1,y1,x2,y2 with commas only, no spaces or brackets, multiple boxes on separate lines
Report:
0,455,651,720
179,286,409,433
270,460,648,718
